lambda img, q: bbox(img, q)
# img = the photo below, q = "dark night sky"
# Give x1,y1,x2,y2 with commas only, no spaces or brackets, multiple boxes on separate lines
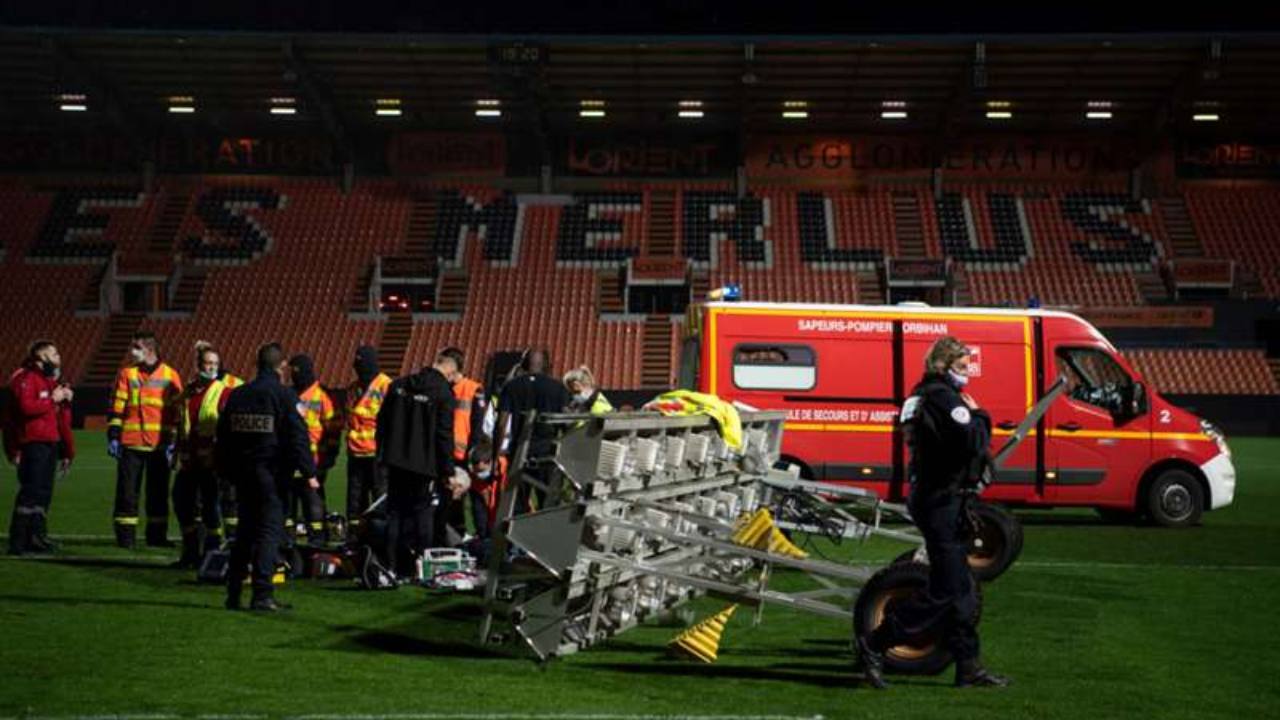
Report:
4,1,1279,35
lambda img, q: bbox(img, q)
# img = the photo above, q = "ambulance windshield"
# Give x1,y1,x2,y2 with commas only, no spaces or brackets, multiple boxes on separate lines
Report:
1057,347,1138,416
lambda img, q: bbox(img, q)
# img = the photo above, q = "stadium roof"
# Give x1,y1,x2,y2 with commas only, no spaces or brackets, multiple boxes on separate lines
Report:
0,24,1277,137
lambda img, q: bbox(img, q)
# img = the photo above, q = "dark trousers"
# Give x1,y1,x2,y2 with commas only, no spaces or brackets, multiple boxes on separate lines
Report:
227,465,285,600
286,472,328,540
436,491,471,546
513,463,554,515
173,466,225,551
467,486,493,539
347,455,386,524
219,475,238,542
8,443,57,553
871,492,980,663
15,442,56,511
113,448,172,546
385,468,441,576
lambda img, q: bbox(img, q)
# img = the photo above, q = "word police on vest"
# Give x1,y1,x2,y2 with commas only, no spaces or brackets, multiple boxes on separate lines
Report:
230,414,275,433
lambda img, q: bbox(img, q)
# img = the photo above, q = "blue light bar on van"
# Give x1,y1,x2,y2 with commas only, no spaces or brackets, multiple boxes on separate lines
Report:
708,284,741,301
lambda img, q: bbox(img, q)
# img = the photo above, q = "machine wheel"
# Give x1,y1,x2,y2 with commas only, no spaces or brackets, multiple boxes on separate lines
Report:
1146,469,1204,528
853,562,983,675
891,501,1023,583
965,501,1023,582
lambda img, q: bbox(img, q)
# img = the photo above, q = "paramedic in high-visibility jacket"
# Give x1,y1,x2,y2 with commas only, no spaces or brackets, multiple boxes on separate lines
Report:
854,336,1010,689
107,331,183,549
216,343,316,612
172,341,242,567
289,353,339,543
345,345,392,535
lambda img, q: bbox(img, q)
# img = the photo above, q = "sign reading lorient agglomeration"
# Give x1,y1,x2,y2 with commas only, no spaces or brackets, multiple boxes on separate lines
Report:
746,135,1144,180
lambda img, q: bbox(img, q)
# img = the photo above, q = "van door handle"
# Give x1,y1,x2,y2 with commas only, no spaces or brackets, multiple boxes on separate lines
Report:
997,421,1018,431
1056,422,1082,432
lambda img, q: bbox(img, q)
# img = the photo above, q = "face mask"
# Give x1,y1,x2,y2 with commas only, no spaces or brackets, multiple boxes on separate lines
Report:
576,390,593,403
948,369,970,388
200,370,219,381
40,360,60,378
354,359,377,383
129,349,147,364
474,469,492,481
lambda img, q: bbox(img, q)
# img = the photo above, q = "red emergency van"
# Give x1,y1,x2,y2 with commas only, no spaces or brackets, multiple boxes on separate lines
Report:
679,301,1235,527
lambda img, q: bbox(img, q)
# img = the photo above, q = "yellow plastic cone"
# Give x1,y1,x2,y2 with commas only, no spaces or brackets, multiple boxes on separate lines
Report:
732,508,773,547
766,526,809,559
731,508,808,559
669,604,738,663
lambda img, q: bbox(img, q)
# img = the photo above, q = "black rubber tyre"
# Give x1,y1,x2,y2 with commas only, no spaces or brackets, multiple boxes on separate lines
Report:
1145,469,1204,528
965,501,1023,582
852,561,983,675
891,501,1023,583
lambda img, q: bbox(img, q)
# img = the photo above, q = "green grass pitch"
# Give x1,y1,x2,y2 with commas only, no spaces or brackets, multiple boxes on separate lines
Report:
1,433,1278,720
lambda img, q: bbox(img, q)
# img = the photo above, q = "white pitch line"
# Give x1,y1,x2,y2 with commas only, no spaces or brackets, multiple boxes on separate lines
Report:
0,534,119,541
2,716,822,720
0,554,173,565
286,715,824,720
1017,560,1280,572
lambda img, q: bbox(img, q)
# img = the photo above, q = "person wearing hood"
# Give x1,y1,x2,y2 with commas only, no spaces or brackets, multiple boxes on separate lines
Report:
375,350,458,577
288,353,338,543
6,341,74,555
172,341,242,567
344,345,392,536
563,366,614,415
107,331,183,549
854,336,1008,690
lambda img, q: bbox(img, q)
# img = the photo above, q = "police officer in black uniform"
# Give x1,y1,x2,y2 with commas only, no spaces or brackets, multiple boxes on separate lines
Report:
217,343,317,612
855,336,1010,689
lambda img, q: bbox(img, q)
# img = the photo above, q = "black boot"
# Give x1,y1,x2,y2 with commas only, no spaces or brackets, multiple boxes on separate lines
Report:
249,596,291,612
854,636,889,690
8,511,31,556
147,523,175,548
955,658,1010,688
173,527,201,569
115,523,136,550
28,513,58,553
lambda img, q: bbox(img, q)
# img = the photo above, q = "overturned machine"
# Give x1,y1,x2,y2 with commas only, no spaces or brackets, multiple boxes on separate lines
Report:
478,407,1026,675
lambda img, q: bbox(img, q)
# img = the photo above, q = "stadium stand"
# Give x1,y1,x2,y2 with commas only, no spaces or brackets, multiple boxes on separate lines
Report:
924,183,1168,307
0,177,1276,398
1183,185,1280,298
1123,349,1280,396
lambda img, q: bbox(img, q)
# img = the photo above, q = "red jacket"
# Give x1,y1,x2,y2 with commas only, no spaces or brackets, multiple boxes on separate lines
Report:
6,366,75,460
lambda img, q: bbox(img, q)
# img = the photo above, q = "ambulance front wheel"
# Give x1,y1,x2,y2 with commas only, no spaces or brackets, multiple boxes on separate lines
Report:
1146,469,1204,528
